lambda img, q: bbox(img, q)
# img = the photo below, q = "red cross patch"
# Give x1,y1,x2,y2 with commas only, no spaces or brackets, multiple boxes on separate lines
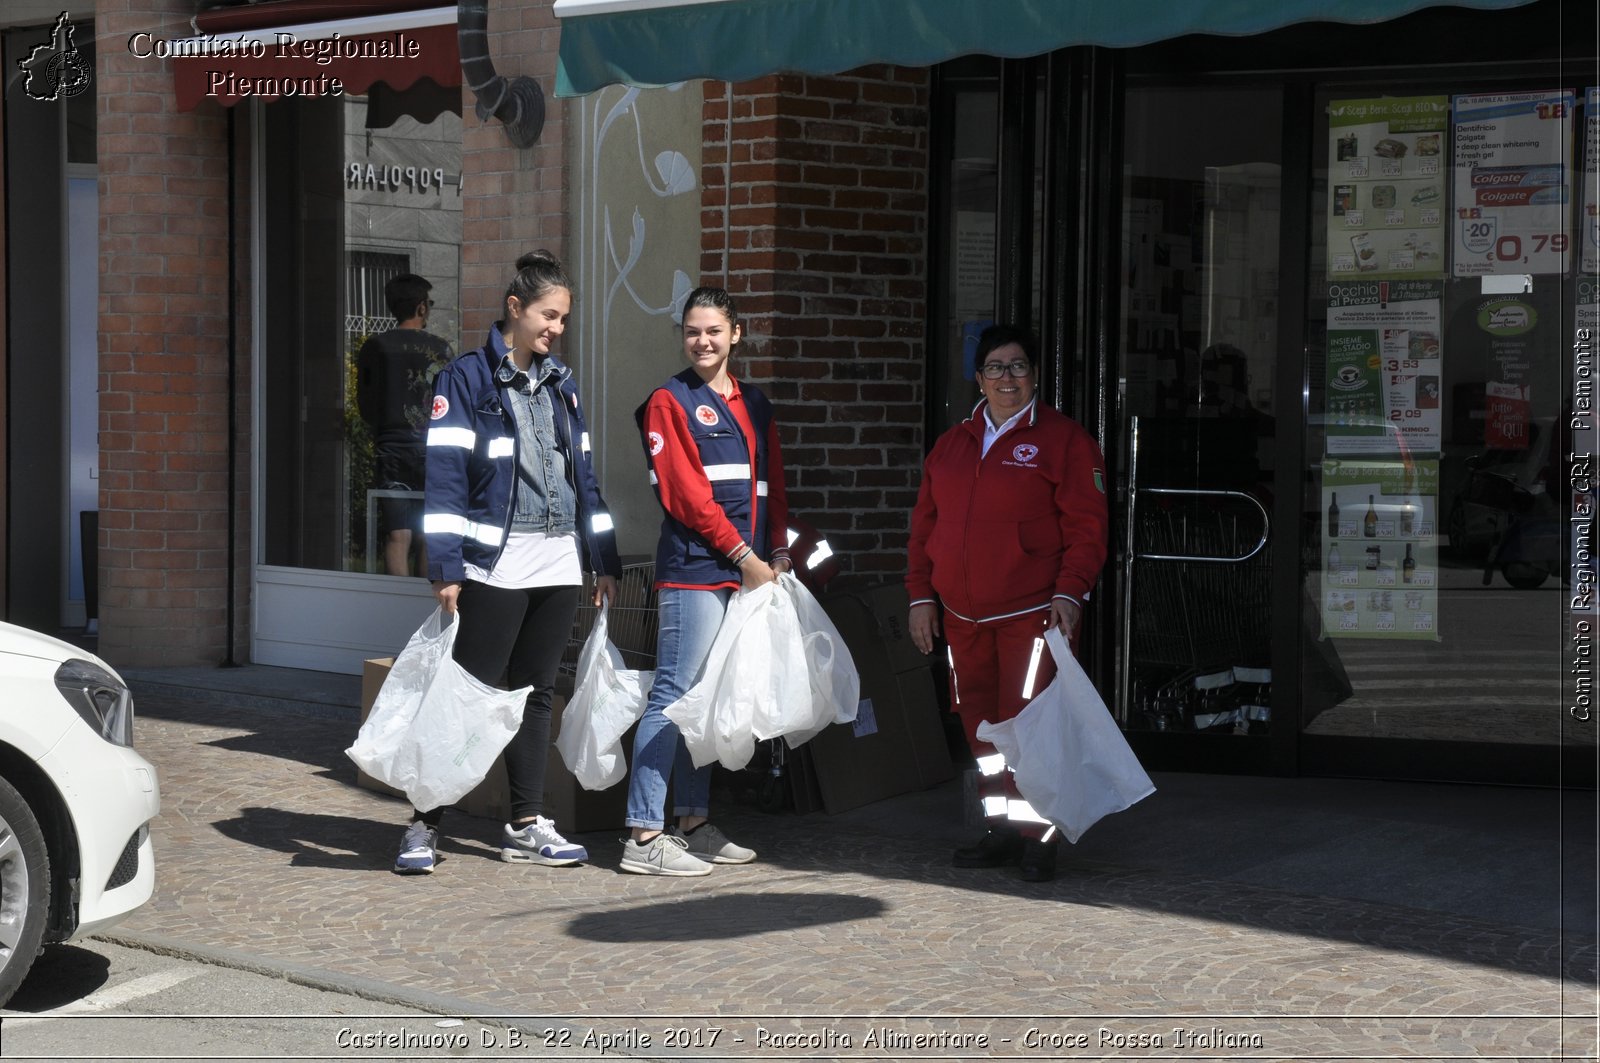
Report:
430,395,449,420
695,405,720,426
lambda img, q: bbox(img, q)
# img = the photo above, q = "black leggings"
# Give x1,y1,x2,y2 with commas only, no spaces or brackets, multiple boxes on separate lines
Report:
415,581,578,826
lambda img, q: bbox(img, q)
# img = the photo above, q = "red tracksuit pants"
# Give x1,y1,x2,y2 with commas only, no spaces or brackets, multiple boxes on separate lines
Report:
944,608,1068,841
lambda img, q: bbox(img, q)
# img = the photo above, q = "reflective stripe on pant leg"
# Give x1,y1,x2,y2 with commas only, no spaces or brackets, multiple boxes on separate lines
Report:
1021,636,1045,699
976,752,1006,776
982,795,1009,817
1005,797,1051,825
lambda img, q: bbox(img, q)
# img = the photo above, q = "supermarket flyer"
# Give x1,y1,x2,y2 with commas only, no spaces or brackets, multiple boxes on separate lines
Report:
1321,458,1440,641
1325,279,1443,456
1452,90,1575,277
1327,96,1449,280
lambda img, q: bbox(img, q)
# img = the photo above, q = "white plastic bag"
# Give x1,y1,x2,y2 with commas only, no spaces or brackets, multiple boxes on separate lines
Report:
777,573,860,748
346,607,531,811
555,601,653,790
664,581,811,770
976,627,1155,843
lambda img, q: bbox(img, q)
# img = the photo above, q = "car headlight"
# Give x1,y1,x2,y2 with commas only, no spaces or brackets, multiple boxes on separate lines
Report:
53,659,135,747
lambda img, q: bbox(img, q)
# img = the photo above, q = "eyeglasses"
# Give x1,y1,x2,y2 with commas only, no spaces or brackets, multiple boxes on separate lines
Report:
980,360,1032,379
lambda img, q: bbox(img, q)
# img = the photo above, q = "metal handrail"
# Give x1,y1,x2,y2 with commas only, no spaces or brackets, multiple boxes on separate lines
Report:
1117,415,1272,722
1134,487,1270,563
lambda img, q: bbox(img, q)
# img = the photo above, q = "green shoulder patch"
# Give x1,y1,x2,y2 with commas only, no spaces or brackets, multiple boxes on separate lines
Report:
1093,469,1105,493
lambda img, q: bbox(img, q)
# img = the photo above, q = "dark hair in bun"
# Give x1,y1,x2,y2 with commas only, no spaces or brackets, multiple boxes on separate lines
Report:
505,249,573,310
679,286,739,332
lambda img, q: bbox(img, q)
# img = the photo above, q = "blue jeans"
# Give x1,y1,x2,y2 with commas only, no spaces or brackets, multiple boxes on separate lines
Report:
626,586,732,829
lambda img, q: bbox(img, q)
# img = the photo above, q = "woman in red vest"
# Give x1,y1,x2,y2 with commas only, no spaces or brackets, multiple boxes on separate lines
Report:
624,287,793,876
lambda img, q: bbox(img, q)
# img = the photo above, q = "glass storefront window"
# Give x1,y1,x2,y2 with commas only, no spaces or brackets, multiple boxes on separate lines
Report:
1301,82,1579,750
1117,84,1284,736
260,91,462,577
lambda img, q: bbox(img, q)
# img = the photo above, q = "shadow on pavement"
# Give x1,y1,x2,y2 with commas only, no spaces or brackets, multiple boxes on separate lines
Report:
214,806,421,872
6,945,111,1013
560,892,886,942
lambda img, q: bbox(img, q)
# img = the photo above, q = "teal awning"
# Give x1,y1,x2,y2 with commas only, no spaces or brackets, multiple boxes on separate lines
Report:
554,0,1536,96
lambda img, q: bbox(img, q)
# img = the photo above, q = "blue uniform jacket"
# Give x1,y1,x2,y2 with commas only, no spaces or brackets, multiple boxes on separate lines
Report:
423,326,621,584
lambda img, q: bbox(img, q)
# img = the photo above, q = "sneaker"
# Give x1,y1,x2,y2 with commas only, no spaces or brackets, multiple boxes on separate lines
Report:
619,833,713,877
394,820,440,875
672,823,756,864
501,815,588,865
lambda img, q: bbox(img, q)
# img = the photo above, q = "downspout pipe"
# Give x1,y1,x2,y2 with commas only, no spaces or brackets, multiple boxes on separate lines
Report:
457,0,545,148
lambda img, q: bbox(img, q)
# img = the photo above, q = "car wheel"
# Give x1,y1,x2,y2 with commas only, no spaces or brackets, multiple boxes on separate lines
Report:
1502,562,1550,590
0,774,50,1008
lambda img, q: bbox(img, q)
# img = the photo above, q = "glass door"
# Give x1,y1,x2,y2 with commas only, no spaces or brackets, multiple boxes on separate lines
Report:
1116,84,1285,759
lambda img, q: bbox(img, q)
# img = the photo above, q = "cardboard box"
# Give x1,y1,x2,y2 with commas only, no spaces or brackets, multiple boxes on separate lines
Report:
805,593,955,814
355,658,629,833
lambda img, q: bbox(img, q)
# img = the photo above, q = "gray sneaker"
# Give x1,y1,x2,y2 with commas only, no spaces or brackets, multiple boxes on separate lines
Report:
673,823,756,864
393,820,440,875
620,833,713,877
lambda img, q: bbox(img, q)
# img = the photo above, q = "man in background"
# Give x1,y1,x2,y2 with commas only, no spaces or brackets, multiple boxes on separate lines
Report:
357,273,454,576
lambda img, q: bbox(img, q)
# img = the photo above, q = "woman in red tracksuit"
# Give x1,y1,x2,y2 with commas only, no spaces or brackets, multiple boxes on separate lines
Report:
906,324,1109,882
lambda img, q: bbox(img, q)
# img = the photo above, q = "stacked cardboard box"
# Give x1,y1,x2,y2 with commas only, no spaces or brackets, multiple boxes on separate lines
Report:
806,583,955,813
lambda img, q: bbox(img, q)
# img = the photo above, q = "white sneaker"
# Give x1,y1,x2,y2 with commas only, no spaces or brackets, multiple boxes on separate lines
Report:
673,823,756,864
501,815,587,865
619,833,712,876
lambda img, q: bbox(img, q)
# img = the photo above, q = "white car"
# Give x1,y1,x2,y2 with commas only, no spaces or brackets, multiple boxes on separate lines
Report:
0,622,159,1005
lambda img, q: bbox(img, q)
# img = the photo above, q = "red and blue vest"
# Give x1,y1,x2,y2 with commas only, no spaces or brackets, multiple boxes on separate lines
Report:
638,368,775,586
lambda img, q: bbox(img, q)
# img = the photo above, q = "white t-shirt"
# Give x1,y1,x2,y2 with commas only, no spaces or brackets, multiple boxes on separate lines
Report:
466,530,581,588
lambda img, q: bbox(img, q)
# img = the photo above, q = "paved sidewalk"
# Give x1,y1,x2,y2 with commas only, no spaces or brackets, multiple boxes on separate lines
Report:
101,671,1599,1060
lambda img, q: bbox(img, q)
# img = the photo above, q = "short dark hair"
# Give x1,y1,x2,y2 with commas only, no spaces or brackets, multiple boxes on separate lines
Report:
384,274,432,321
974,324,1039,370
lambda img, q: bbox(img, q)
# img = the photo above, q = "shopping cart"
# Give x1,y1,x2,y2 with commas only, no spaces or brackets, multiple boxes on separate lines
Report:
561,561,659,679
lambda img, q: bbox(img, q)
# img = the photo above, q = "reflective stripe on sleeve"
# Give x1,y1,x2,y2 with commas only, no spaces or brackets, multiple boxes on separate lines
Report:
947,647,960,704
976,753,1007,777
806,540,833,570
427,427,475,449
590,512,614,534
486,437,515,459
422,513,505,547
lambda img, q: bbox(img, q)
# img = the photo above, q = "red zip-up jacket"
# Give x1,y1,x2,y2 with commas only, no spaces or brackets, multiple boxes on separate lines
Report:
907,399,1108,622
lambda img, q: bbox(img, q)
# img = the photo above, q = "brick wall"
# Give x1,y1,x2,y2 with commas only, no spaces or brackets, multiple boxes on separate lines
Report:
701,68,930,582
459,0,566,339
96,0,236,665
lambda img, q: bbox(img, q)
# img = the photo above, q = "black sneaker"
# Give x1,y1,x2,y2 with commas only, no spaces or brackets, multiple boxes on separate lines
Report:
1019,836,1060,882
952,828,1024,868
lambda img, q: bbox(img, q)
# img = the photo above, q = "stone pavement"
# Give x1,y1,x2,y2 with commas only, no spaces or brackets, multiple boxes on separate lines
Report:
101,673,1598,1061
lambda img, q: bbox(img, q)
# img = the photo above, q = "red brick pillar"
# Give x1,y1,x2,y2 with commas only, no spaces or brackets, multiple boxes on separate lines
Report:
96,0,235,665
702,68,930,581
459,0,567,339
